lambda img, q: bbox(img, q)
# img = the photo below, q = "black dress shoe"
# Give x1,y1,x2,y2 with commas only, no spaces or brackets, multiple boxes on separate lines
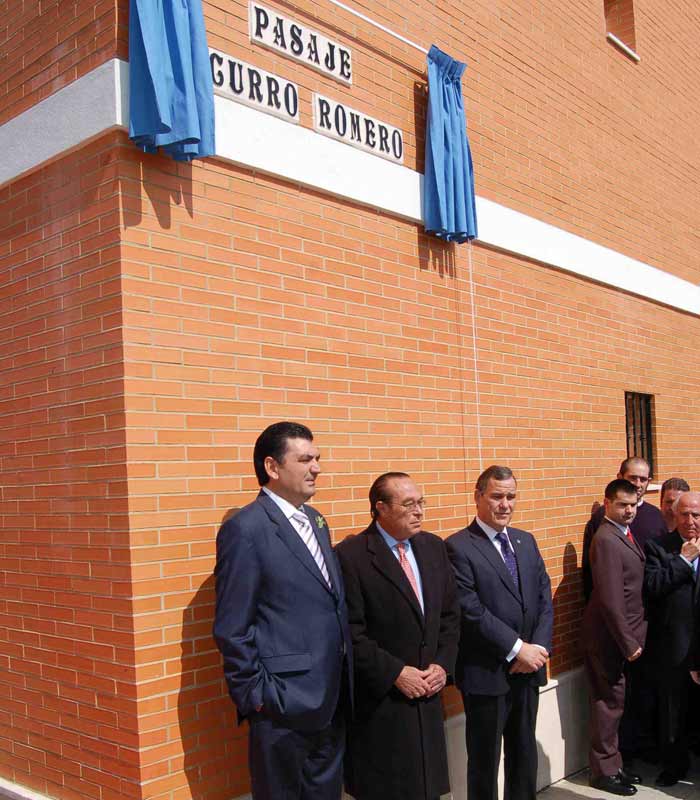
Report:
655,769,686,787
589,775,637,796
618,768,642,785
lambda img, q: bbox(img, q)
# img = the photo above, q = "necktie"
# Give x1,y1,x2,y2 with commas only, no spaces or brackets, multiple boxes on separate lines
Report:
625,527,636,544
495,531,520,591
397,542,421,604
291,510,331,587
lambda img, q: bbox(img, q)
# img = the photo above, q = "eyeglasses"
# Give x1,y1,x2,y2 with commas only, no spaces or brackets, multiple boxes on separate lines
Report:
389,499,427,511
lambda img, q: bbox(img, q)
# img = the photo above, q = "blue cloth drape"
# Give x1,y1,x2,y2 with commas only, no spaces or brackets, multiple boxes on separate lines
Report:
423,45,477,243
129,0,215,161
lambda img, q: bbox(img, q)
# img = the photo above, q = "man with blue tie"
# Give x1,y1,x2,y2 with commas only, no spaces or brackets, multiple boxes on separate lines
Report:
644,491,700,786
445,465,553,800
213,422,353,800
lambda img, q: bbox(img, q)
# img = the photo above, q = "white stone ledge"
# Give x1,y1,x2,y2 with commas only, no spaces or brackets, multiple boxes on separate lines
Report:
1,58,699,318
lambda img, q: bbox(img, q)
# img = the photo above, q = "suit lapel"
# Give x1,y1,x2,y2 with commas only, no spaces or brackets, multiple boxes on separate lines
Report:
367,524,424,626
411,535,435,625
468,520,521,603
611,524,644,560
257,492,333,594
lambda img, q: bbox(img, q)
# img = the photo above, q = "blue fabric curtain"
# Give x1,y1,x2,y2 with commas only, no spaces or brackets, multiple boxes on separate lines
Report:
129,0,215,161
423,45,477,243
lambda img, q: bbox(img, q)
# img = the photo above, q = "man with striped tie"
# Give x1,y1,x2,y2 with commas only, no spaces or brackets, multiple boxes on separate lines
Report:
213,422,353,800
336,472,460,800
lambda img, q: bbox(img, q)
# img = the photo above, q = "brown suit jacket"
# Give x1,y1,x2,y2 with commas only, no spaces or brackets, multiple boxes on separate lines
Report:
582,519,647,681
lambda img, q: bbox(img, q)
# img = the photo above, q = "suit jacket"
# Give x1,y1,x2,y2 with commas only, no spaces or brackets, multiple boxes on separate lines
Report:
582,519,647,674
644,530,699,671
213,491,353,731
445,519,553,696
335,524,460,800
583,501,666,602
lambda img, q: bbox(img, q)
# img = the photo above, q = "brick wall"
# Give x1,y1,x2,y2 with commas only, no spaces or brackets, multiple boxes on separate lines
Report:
0,133,139,800
207,0,700,284
0,0,128,126
117,141,700,799
3,1,700,800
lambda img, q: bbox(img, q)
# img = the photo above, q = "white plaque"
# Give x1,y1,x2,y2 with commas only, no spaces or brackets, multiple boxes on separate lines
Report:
210,49,299,123
313,94,404,163
250,2,352,85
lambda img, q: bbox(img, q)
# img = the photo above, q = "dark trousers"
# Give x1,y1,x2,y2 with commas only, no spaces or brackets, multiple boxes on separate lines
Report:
248,710,344,800
657,668,691,775
462,681,539,800
585,651,625,779
619,653,657,757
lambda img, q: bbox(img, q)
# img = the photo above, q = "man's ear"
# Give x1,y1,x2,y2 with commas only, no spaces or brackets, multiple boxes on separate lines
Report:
264,455,279,481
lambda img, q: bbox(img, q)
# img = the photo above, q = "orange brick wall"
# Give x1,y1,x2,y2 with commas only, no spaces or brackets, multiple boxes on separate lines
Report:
206,0,700,284
116,140,700,800
0,133,140,800
0,0,128,125
3,2,700,800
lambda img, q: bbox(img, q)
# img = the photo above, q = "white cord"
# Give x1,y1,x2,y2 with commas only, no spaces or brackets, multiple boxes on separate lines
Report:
467,241,483,473
328,0,429,54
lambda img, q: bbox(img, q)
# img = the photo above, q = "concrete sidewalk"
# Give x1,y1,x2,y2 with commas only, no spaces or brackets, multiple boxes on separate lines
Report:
542,760,700,800
2,762,699,800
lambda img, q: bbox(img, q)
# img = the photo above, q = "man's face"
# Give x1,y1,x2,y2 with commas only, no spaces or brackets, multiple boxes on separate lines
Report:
475,477,517,530
265,437,321,507
676,494,700,540
376,477,425,541
620,462,650,501
604,491,638,528
661,489,682,530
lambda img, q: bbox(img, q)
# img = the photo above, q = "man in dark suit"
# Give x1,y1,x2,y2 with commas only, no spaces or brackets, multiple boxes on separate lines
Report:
213,421,353,800
644,490,700,786
581,458,666,763
582,479,647,796
582,457,666,602
336,472,459,800
445,465,553,800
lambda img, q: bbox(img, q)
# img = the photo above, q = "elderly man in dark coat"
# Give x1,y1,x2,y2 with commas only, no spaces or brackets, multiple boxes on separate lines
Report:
644,490,700,786
336,472,460,800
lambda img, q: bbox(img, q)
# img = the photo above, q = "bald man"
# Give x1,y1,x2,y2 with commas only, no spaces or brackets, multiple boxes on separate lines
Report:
645,492,700,786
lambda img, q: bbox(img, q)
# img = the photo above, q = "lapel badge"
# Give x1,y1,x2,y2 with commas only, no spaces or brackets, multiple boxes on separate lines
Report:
315,515,326,529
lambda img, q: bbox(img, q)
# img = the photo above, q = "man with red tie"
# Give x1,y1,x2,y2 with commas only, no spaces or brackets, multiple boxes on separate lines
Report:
582,479,647,796
336,472,460,800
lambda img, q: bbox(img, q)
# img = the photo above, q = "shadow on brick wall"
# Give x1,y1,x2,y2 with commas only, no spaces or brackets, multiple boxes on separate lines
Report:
178,508,252,800
551,542,584,676
122,151,194,230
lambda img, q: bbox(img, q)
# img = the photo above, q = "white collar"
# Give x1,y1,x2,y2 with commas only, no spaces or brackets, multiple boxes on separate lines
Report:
262,486,304,519
604,516,629,536
476,516,508,542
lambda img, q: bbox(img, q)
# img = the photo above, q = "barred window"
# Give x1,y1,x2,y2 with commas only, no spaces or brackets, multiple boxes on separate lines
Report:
625,392,655,477
604,0,639,60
